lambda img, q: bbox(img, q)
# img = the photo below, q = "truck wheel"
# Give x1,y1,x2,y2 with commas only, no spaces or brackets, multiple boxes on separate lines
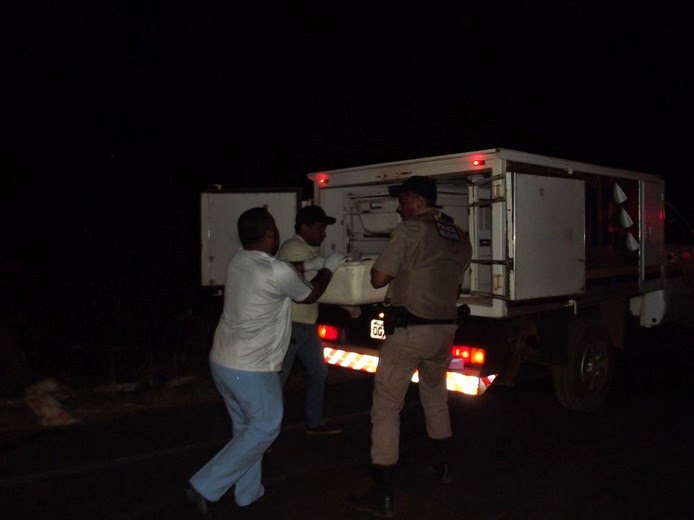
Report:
551,320,615,412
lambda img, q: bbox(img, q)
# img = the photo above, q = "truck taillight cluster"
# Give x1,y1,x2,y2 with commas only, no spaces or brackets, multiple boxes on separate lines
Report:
317,324,339,341
452,345,485,366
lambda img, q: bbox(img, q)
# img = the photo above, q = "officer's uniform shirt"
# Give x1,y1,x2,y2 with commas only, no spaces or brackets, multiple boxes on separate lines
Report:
373,208,472,320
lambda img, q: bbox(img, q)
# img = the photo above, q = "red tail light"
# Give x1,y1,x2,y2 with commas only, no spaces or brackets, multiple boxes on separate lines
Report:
317,324,338,341
451,345,485,366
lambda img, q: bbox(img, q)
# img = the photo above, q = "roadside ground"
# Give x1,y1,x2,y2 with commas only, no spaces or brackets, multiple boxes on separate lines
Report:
0,356,220,440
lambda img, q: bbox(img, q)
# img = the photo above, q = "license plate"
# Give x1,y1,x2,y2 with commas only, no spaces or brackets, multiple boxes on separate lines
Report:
370,319,385,340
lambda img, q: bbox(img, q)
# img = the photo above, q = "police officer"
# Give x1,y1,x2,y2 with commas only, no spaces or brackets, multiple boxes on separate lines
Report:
349,176,472,518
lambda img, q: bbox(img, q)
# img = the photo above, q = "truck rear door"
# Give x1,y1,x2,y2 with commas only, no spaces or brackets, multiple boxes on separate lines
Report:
200,189,301,287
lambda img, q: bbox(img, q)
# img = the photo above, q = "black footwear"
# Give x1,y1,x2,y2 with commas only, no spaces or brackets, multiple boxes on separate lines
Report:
428,463,453,484
429,437,454,483
348,487,394,518
185,484,213,517
305,422,343,436
347,464,395,518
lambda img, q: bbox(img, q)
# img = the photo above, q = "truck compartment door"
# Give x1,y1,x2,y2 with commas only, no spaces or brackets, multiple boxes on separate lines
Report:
469,177,507,297
510,173,585,300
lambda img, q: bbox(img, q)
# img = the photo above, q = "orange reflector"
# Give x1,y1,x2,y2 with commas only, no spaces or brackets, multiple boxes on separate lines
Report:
323,346,497,396
470,348,485,365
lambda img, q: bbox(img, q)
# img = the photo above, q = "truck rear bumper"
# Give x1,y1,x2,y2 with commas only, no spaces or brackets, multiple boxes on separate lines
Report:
322,344,497,397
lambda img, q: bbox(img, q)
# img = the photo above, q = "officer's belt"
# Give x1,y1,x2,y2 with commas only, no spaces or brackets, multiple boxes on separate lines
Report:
404,310,457,326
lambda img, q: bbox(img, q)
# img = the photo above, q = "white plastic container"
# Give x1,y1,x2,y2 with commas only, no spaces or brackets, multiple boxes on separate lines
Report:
318,259,388,305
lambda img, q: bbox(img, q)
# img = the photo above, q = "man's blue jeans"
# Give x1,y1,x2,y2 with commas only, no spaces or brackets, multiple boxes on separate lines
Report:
280,322,328,428
189,361,283,506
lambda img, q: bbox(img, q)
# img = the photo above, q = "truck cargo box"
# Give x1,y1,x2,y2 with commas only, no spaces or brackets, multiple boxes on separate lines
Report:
309,148,665,321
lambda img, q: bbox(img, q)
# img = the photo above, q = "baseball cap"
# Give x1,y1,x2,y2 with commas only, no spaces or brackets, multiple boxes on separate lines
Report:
296,205,337,226
388,176,438,206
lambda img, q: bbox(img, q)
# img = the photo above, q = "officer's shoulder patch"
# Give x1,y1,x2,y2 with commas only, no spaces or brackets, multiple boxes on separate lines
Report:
435,221,462,241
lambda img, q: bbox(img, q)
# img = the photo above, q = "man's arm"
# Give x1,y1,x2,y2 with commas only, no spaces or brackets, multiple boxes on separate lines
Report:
296,252,345,303
297,268,334,304
371,268,393,289
290,257,323,274
370,223,406,289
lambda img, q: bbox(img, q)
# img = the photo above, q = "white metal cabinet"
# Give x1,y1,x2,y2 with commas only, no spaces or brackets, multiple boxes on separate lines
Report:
510,173,585,300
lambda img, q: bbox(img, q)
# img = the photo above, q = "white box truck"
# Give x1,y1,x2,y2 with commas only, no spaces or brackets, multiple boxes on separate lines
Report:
201,148,688,412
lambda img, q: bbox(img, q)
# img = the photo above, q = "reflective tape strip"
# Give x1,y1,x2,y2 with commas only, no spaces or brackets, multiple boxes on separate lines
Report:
324,347,379,373
480,375,496,393
323,346,496,397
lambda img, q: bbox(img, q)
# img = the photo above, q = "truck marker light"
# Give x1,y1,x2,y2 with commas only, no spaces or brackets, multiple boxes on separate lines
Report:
315,173,330,186
318,324,339,341
472,159,486,166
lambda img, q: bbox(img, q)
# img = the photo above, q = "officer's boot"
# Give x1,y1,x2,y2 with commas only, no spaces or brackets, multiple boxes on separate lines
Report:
429,436,454,484
348,464,395,518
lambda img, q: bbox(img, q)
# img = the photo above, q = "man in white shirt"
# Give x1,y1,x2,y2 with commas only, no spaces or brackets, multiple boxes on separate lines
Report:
278,205,343,435
186,207,344,515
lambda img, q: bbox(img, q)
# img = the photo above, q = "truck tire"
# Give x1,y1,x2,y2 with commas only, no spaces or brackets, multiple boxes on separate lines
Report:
551,319,616,412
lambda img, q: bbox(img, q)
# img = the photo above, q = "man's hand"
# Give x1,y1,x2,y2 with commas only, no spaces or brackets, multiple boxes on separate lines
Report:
324,251,346,272
299,252,345,304
303,257,325,271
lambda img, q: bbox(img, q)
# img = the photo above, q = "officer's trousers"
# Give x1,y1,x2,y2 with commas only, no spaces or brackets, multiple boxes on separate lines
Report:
370,323,457,466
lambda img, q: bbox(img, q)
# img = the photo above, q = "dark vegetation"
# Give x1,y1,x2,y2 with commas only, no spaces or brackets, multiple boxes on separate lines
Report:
1,208,221,398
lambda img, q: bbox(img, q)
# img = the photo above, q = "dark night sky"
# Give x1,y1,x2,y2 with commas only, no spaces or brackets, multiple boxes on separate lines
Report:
3,3,693,291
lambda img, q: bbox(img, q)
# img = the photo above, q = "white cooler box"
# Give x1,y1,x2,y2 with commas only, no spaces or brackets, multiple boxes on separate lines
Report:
318,259,388,305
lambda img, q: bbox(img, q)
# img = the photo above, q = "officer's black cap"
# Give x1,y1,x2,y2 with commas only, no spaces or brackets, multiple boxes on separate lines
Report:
388,176,438,207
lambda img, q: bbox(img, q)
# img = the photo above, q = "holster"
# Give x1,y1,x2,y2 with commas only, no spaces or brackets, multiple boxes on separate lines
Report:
383,306,409,335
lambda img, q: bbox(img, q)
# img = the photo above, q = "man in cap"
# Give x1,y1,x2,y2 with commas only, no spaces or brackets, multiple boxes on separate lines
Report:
277,205,345,435
349,176,472,518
